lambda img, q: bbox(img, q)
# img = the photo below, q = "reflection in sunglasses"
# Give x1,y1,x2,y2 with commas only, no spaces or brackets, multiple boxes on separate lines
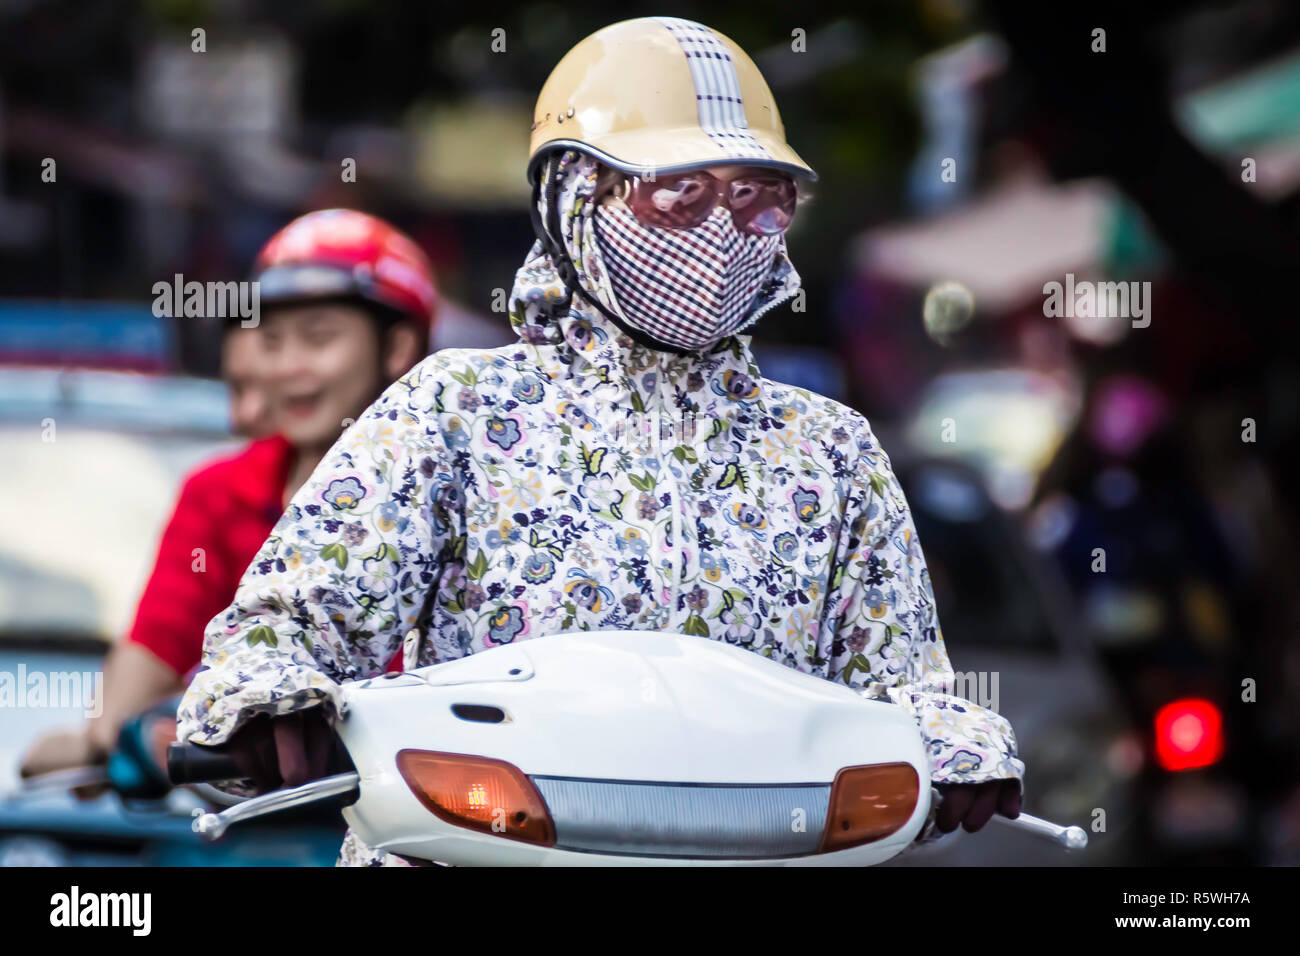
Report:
628,171,798,236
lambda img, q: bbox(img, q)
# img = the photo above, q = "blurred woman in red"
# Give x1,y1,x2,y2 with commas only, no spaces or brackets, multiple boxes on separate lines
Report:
20,210,437,778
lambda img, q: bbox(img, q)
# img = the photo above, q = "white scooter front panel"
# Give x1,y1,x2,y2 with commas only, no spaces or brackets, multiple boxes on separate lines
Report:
337,630,931,866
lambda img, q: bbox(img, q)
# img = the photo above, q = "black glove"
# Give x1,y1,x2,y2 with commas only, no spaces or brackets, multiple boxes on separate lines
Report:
225,708,335,794
934,779,1022,834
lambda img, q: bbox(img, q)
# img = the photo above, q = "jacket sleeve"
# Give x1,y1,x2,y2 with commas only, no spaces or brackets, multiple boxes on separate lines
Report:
822,421,1026,790
177,362,453,747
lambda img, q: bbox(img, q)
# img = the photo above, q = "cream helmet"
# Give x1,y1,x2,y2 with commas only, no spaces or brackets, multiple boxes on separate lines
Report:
524,17,815,352
527,16,817,185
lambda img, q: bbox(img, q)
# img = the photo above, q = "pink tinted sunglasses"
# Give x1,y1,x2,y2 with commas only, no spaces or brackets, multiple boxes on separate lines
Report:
615,168,799,236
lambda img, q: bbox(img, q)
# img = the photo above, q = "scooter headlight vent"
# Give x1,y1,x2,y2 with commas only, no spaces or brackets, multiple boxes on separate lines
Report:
530,777,831,858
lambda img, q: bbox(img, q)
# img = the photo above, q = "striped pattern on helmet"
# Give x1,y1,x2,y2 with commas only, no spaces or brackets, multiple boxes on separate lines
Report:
655,17,772,162
594,203,780,351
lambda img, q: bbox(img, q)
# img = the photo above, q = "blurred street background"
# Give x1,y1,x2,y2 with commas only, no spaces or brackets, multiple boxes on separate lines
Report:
1,0,1298,865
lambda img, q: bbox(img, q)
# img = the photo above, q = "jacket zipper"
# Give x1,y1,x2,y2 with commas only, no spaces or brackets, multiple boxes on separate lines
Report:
656,355,682,622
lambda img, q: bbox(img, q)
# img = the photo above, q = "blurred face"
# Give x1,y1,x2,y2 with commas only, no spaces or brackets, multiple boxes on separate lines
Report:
221,326,275,439
261,304,386,452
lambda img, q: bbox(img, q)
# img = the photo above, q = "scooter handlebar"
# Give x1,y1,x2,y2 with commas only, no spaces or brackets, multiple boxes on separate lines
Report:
166,741,243,785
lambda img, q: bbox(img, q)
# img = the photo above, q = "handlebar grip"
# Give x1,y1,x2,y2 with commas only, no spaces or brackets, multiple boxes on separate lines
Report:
166,742,244,785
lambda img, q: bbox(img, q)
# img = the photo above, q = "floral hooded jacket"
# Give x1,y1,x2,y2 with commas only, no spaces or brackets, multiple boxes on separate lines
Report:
178,152,1025,866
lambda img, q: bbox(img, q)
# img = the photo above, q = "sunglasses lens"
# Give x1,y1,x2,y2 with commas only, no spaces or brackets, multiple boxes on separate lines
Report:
730,176,797,235
627,173,718,228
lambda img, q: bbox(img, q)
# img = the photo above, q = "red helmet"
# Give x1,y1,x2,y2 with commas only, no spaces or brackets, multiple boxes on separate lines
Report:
252,209,437,330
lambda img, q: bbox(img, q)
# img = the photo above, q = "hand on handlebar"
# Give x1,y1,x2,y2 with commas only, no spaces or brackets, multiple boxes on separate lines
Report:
934,779,1021,834
226,708,335,794
19,729,110,801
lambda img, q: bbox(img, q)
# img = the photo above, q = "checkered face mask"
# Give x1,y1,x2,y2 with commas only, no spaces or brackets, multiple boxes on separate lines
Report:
593,200,783,352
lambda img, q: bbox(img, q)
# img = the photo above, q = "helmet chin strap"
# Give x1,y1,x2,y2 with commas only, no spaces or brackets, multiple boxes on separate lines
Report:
527,151,702,358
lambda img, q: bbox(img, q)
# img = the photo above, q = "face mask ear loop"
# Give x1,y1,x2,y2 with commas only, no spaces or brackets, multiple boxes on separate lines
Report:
526,154,574,323
545,158,585,301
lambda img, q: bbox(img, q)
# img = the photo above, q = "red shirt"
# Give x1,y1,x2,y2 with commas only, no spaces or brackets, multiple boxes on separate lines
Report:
127,435,295,678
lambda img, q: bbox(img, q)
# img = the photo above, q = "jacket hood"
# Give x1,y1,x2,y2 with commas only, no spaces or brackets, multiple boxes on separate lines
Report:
507,149,801,418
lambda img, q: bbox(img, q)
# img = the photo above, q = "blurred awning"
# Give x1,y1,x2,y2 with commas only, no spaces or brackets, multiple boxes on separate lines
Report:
855,174,1121,313
1175,46,1300,198
860,45,1300,313
1177,47,1300,149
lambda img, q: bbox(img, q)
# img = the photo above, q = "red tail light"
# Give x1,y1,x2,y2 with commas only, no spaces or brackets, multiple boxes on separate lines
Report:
1154,698,1223,771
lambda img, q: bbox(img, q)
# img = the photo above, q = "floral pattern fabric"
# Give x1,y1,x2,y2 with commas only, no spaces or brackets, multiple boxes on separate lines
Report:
179,151,1025,866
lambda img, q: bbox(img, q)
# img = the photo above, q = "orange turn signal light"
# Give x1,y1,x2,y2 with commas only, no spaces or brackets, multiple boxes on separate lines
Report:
396,749,556,846
819,762,920,853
